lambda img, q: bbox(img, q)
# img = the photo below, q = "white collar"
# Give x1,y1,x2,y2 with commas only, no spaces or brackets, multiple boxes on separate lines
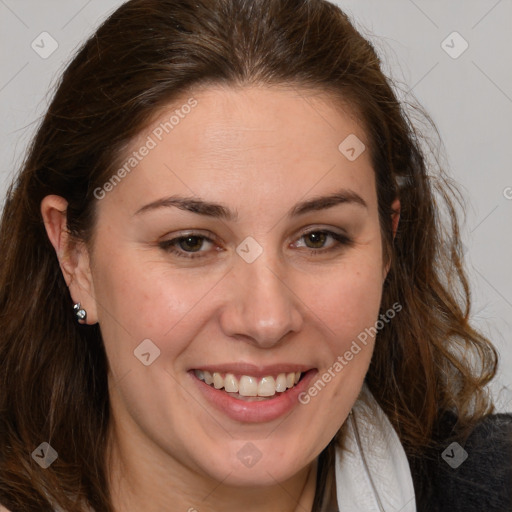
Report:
334,383,417,511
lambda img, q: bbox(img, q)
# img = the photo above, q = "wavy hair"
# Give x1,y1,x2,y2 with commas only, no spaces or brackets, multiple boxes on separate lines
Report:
0,0,497,510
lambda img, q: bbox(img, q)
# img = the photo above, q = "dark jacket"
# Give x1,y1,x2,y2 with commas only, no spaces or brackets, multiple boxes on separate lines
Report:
409,412,512,511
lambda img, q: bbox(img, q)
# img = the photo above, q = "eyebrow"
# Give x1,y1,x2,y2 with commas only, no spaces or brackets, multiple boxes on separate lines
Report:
133,188,367,220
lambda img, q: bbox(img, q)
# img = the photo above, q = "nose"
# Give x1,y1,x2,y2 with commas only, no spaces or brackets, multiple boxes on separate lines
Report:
219,254,304,349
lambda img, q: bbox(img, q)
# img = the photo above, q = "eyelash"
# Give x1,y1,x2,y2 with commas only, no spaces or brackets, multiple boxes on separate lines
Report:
158,230,353,260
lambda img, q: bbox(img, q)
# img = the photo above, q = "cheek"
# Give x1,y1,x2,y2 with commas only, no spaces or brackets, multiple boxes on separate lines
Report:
304,256,385,342
91,250,198,361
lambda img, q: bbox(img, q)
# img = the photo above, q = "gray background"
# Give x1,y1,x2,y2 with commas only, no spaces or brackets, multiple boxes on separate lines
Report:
1,0,511,411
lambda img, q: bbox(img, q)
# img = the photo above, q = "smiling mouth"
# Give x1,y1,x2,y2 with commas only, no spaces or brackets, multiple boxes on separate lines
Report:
193,369,306,401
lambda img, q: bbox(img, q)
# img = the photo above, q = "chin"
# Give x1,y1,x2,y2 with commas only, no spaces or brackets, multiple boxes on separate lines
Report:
212,462,302,487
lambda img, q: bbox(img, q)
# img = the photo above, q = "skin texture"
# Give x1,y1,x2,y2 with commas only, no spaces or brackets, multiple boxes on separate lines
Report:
41,85,400,512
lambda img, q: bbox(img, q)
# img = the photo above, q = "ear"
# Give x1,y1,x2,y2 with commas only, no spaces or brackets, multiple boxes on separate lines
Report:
383,197,401,280
40,195,98,325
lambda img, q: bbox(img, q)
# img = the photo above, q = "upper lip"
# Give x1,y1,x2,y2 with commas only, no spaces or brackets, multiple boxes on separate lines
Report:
191,363,314,378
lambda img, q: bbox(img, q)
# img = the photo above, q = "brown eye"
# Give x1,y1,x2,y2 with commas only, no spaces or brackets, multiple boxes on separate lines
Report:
303,232,327,249
178,236,204,252
159,233,217,259
293,229,353,256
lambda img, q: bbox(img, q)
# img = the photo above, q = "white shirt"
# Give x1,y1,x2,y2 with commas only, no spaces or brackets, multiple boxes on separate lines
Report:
334,383,417,511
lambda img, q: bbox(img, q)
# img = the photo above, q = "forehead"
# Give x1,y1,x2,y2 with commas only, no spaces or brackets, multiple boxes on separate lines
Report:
98,85,376,216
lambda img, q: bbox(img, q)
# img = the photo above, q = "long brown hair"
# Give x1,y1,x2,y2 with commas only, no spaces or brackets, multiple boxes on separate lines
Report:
0,0,497,510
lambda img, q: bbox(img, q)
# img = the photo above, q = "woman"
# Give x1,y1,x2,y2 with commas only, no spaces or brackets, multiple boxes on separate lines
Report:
0,0,510,511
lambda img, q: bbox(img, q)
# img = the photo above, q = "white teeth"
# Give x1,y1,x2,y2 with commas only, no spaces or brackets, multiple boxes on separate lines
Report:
213,372,223,389
238,376,258,396
258,376,276,397
224,373,238,392
275,373,288,392
194,369,303,397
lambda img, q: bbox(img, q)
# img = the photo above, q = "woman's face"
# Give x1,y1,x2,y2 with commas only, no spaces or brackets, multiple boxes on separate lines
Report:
85,85,392,486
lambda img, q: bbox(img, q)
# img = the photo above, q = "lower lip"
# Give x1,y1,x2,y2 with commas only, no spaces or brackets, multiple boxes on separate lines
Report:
189,369,318,423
